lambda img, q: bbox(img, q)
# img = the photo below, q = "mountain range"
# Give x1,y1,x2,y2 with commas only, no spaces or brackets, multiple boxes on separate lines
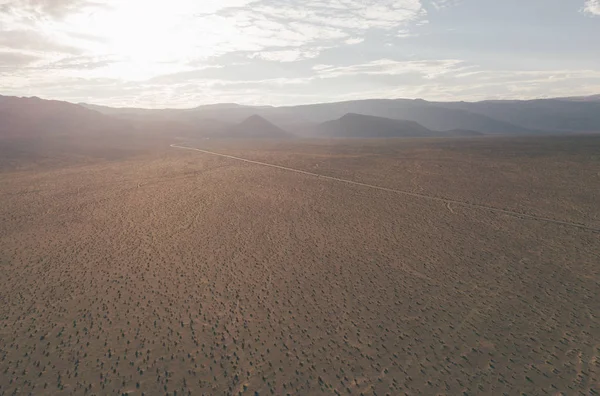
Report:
312,113,483,138
1,94,600,142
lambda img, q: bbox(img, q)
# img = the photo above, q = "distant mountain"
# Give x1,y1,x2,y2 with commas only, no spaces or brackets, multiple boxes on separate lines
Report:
191,103,248,110
270,99,533,135
80,103,183,120
557,94,600,102
436,99,600,133
0,95,160,169
443,129,485,137
80,102,237,137
190,103,273,110
80,102,143,114
81,102,269,118
82,98,531,135
1,96,127,138
224,115,291,138
313,113,484,138
10,94,600,138
315,113,434,138
80,102,256,113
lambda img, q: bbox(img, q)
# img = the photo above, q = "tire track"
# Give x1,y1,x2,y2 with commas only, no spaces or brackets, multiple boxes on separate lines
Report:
170,144,600,233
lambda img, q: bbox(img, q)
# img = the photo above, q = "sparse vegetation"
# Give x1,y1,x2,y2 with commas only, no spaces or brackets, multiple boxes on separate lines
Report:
0,136,599,395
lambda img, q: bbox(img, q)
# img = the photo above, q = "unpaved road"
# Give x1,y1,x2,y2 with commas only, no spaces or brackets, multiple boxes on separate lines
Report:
171,143,600,233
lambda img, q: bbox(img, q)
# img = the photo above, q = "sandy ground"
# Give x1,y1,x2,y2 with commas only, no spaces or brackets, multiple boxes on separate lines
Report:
0,136,599,395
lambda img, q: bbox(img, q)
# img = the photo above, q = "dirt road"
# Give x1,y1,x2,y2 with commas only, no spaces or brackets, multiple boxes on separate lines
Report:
170,143,600,233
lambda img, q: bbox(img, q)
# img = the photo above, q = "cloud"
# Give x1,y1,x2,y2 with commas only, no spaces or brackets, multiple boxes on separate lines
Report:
5,59,599,108
0,50,40,66
313,59,466,79
0,0,437,92
251,49,322,62
232,0,424,31
2,0,596,107
583,0,600,15
0,0,428,68
429,0,462,10
344,38,364,45
38,55,116,70
0,0,87,20
0,29,82,54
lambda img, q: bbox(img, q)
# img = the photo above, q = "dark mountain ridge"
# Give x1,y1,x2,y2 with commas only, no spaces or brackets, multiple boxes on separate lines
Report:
223,115,291,138
313,113,484,138
81,97,557,135
1,96,127,138
4,94,600,140
436,99,600,133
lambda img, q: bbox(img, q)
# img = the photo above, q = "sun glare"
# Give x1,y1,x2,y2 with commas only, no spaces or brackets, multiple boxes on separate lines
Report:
53,0,245,79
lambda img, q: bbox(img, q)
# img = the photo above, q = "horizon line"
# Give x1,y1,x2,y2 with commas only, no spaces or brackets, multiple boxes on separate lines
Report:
2,92,599,111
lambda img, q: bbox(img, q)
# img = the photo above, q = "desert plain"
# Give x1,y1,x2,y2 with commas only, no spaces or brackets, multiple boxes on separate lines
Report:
1,135,599,395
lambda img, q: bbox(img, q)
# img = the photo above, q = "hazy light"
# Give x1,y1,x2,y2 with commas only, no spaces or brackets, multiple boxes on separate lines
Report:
42,0,253,79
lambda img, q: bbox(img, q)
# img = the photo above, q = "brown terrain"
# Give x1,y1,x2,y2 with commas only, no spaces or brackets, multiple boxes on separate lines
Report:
1,132,599,395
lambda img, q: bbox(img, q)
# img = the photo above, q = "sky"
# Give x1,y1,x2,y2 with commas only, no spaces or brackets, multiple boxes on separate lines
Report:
0,0,599,108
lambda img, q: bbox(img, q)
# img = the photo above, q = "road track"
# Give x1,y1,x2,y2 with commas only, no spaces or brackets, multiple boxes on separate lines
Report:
170,144,600,233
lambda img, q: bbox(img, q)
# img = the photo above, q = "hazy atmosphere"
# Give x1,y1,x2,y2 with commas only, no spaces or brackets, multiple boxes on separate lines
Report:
1,0,599,107
1,1,599,395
